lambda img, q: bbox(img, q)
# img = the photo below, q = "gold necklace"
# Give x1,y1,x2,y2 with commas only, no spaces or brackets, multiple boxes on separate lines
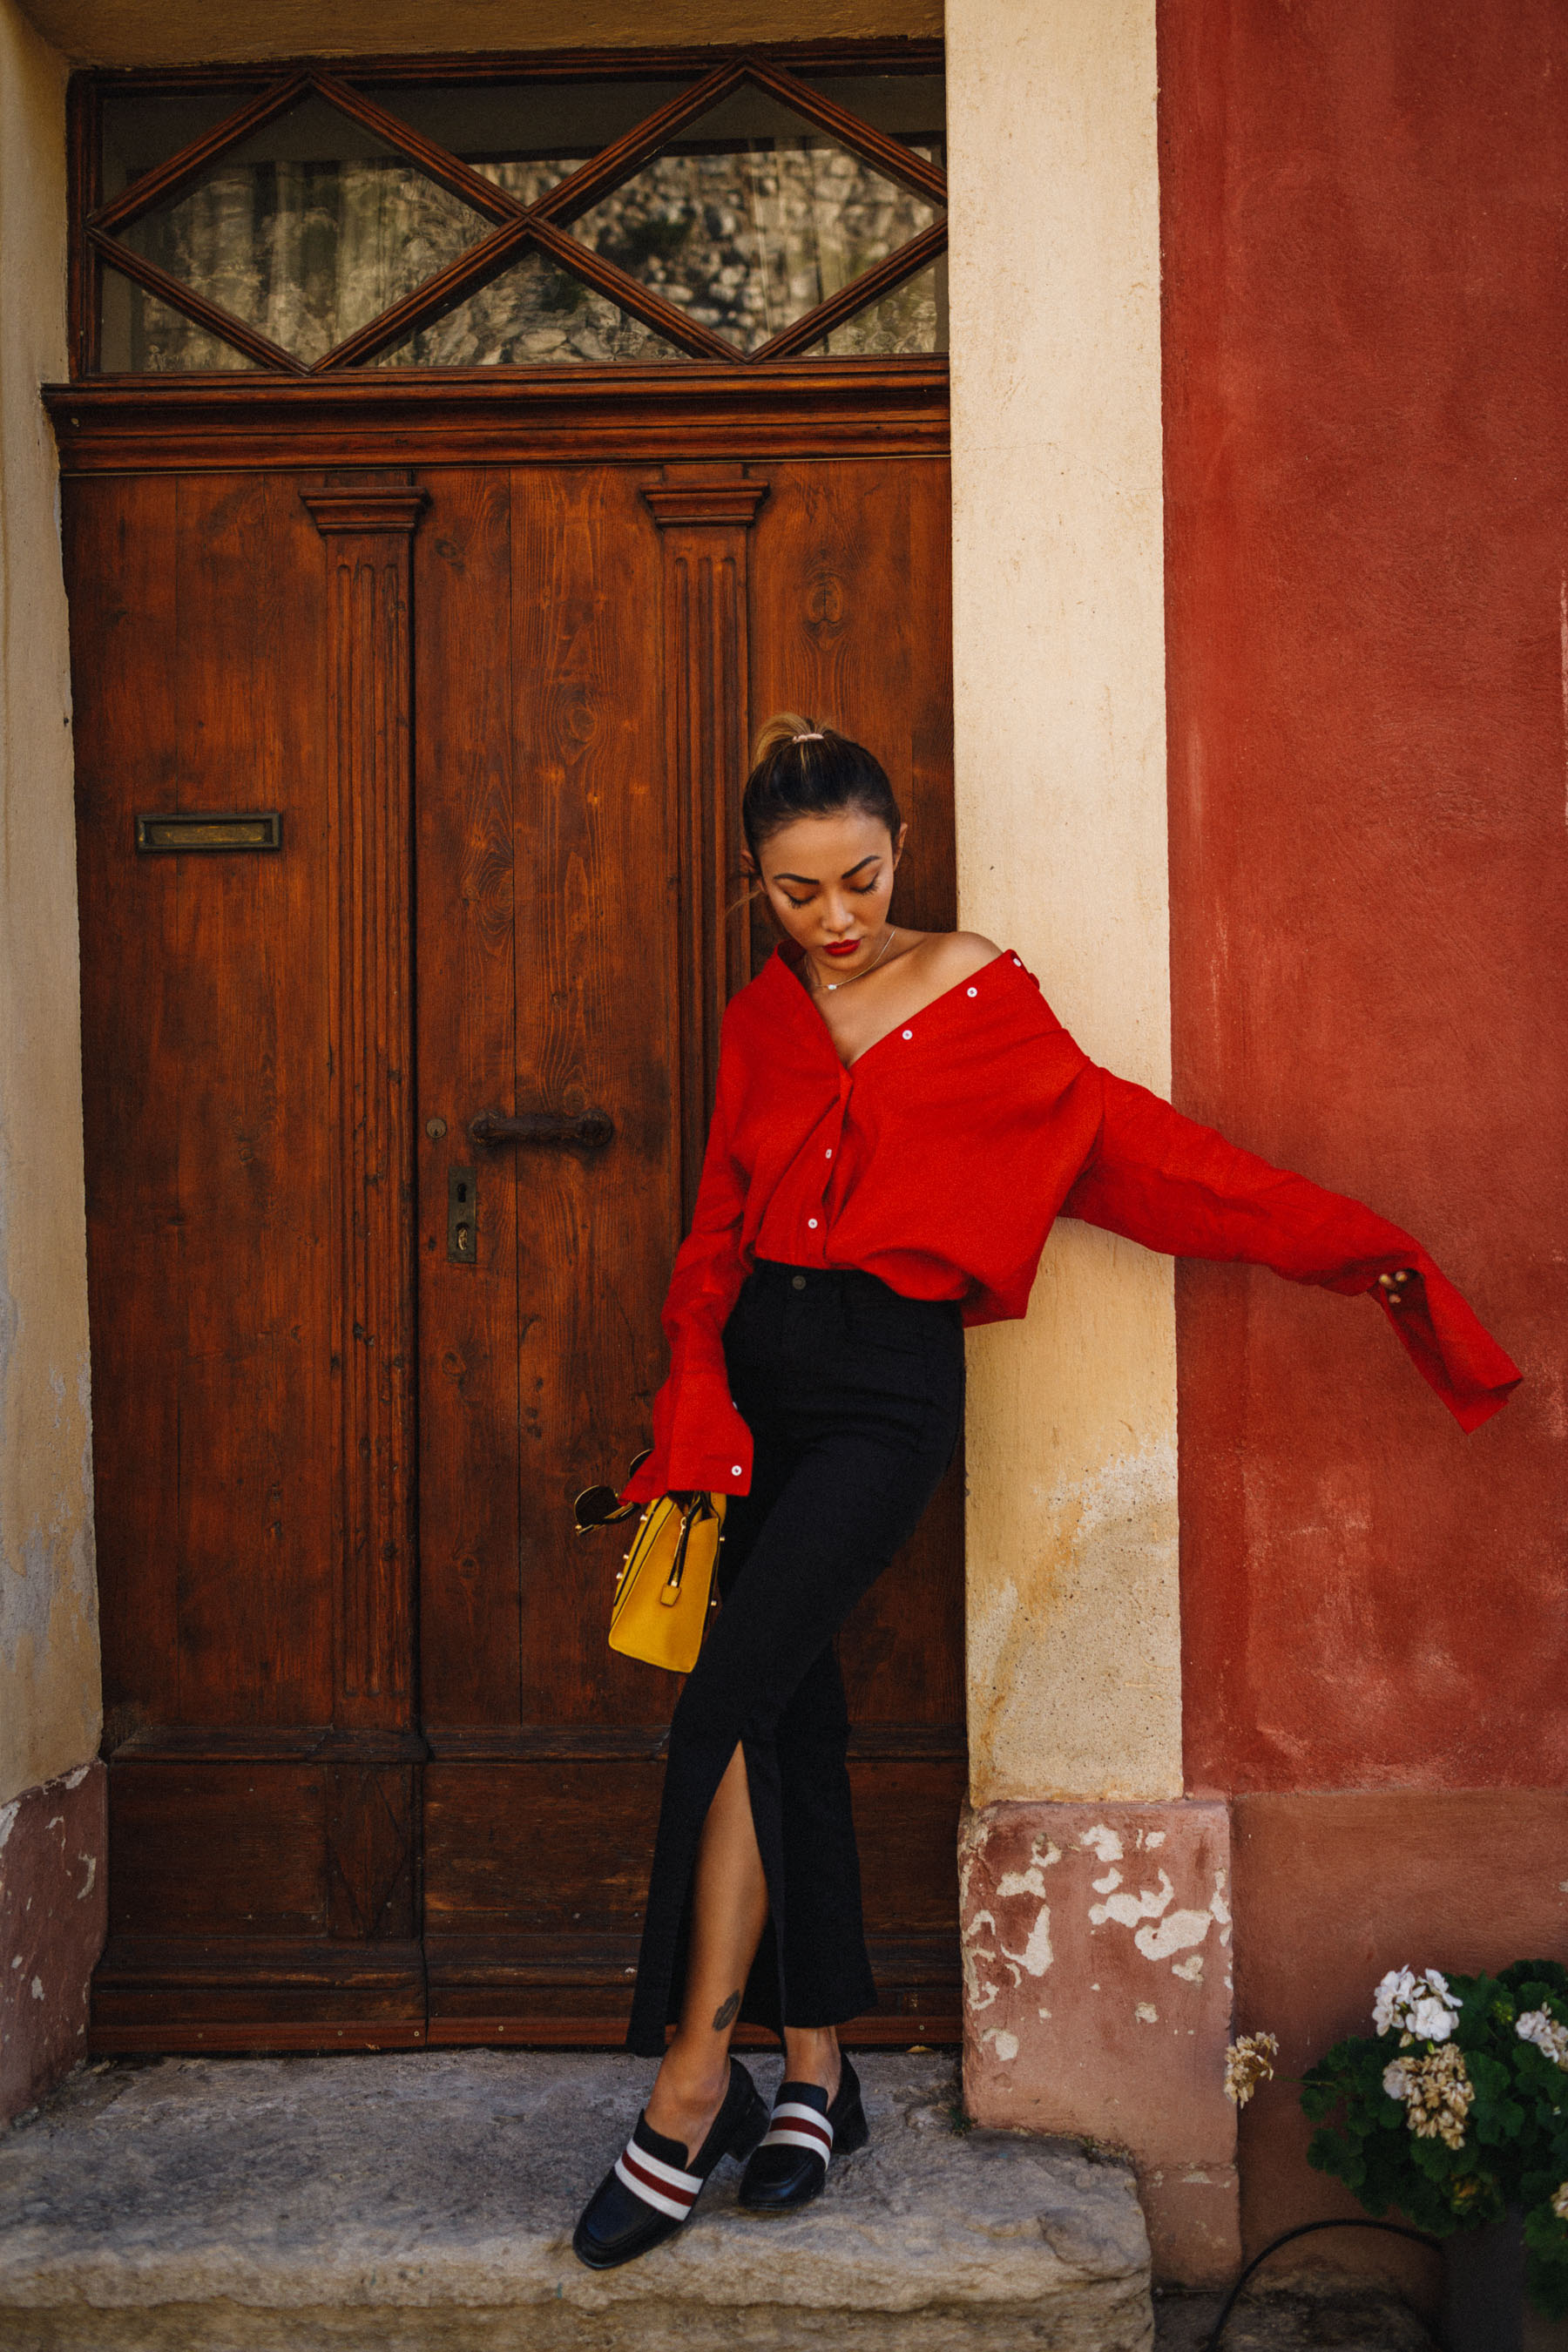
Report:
813,926,899,993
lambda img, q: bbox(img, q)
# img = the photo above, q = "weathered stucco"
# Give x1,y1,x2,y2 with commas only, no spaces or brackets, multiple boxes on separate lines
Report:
961,1799,1238,2286
17,0,940,66
0,0,99,1807
0,1758,106,2121
946,0,1178,1804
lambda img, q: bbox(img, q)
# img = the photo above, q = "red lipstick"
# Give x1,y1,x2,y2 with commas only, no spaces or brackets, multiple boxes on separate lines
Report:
824,940,860,958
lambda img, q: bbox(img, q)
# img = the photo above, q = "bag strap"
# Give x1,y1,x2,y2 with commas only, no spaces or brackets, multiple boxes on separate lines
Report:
662,1496,704,1598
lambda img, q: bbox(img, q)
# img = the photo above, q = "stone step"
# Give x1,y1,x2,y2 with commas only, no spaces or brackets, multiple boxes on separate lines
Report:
0,2051,1152,2350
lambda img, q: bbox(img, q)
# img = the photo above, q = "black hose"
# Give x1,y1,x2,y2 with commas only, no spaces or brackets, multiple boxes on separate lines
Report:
1201,2216,1442,2350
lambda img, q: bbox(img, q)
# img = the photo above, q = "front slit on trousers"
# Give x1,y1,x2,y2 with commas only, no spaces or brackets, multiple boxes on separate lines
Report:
625,1260,965,2056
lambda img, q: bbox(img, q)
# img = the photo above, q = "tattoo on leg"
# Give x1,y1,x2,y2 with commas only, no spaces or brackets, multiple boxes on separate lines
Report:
712,1990,741,2031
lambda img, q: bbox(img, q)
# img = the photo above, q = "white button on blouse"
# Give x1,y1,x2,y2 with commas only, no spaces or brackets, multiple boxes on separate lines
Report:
967,986,977,997
902,1029,913,1040
808,1217,818,1228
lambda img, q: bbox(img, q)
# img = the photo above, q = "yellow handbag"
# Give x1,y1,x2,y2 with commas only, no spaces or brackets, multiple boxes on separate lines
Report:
573,1451,727,1675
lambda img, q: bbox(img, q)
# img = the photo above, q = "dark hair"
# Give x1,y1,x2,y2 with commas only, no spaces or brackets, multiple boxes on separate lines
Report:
740,712,902,858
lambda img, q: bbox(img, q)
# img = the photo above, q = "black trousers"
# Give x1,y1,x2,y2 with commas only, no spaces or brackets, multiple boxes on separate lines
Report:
625,1260,965,2056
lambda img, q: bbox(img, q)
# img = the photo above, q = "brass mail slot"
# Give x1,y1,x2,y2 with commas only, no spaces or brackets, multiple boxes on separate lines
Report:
135,812,282,854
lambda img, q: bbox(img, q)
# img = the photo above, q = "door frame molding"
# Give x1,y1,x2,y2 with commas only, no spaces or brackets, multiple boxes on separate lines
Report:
44,365,950,476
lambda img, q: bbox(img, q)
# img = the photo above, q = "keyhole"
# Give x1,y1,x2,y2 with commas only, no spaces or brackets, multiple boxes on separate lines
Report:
446,1166,478,1266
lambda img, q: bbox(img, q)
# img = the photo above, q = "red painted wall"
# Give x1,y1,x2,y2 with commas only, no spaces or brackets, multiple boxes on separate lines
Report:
1160,0,1568,1793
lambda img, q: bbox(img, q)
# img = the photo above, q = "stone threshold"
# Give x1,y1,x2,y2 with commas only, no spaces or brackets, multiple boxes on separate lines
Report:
0,2050,1152,2350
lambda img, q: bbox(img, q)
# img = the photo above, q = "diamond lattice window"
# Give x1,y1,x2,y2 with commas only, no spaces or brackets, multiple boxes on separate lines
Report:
566,89,940,355
86,56,947,374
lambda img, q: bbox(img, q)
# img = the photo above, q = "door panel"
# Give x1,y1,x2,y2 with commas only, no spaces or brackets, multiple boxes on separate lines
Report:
416,456,964,2042
75,473,336,1741
416,464,687,2035
72,469,423,2048
415,464,683,1744
413,467,523,1726
507,466,684,1729
424,1757,664,2042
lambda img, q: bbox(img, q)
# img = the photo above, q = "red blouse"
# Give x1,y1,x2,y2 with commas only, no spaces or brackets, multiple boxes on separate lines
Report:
621,944,1519,1502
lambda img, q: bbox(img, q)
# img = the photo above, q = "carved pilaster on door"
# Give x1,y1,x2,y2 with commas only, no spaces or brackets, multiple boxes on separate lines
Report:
302,482,429,1727
643,471,769,1225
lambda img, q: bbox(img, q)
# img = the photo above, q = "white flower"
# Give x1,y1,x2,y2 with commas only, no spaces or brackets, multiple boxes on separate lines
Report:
1517,2010,1568,2069
1373,1966,1459,2043
1373,1969,1416,2036
1383,2059,1416,2103
1552,2182,1568,2223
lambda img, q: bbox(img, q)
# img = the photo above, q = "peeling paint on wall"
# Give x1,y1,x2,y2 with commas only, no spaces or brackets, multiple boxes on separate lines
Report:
0,1757,106,2120
962,1796,1239,2286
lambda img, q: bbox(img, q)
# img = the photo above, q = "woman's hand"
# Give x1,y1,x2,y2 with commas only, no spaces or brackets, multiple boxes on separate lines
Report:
1378,1269,1419,1308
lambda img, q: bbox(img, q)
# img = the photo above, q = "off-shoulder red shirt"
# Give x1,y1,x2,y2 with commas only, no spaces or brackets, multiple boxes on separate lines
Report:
621,945,1519,1503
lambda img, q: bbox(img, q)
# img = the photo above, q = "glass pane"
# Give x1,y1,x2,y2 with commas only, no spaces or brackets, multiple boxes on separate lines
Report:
567,89,942,355
98,267,257,371
107,93,495,367
796,73,947,159
375,247,682,365
806,256,948,356
354,79,693,206
100,89,261,204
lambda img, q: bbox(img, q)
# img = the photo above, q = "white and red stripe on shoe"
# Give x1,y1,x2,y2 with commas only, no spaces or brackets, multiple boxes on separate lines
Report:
612,2136,704,2224
758,2100,834,2161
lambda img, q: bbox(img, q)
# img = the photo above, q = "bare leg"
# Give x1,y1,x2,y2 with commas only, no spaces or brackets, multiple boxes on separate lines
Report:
781,2023,841,2104
642,1745,846,2152
644,1744,769,2154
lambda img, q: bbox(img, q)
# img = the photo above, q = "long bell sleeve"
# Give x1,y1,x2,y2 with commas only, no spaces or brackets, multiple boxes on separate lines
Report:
1059,1065,1521,1431
619,1058,755,1505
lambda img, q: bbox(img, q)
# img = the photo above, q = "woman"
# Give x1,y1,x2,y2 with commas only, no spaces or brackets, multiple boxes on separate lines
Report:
571,715,1519,2271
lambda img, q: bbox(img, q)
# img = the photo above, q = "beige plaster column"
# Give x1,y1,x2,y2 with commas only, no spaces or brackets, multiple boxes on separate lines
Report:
948,0,1178,1818
946,0,1234,2280
0,0,107,2121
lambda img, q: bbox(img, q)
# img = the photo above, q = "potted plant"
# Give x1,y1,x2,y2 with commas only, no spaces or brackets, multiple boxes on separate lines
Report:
1293,1960,1568,2348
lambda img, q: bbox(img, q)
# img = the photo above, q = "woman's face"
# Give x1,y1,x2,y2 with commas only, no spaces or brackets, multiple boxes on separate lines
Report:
747,806,907,982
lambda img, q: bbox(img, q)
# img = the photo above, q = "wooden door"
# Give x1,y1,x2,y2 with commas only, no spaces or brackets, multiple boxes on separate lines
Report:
416,456,964,2044
73,470,429,2047
67,431,960,2052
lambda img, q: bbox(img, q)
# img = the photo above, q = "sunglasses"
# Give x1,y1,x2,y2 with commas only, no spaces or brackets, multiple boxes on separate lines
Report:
573,1448,654,1535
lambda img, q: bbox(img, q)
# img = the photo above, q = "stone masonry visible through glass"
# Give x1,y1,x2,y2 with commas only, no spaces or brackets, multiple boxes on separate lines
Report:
378,248,682,366
95,69,947,369
568,92,941,354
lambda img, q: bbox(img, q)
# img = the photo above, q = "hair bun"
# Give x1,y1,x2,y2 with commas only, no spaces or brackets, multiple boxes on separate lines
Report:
751,711,821,763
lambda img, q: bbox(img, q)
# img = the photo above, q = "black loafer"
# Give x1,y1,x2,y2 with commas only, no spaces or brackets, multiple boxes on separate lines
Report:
572,2057,768,2270
737,2054,869,2212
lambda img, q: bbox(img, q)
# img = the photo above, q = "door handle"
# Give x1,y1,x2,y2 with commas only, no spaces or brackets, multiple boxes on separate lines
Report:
469,1107,615,1150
